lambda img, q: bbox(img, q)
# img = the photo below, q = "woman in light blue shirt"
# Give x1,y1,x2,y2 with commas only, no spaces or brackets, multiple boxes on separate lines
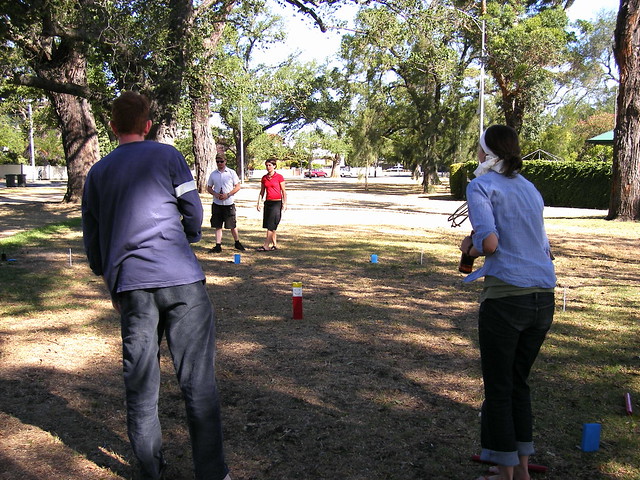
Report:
460,125,556,480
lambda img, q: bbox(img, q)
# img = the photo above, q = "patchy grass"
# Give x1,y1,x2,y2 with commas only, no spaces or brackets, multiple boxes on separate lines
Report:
0,193,639,480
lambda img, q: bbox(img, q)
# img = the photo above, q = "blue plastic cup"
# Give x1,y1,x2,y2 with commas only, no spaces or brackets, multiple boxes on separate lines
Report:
234,253,241,264
370,254,378,263
581,423,601,452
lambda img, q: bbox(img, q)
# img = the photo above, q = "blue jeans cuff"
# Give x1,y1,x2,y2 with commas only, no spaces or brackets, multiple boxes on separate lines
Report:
480,448,519,466
517,441,535,456
480,441,535,466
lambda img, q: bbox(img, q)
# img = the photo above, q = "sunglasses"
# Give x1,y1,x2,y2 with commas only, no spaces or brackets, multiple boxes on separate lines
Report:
216,160,225,164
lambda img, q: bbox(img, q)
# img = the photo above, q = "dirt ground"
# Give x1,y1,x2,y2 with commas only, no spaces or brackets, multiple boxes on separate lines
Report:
0,177,614,480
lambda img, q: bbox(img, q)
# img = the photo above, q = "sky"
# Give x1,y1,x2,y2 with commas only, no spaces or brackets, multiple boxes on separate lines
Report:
258,0,621,66
566,0,619,21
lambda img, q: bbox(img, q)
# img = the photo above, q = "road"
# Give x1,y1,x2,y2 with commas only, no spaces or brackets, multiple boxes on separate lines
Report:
0,176,608,234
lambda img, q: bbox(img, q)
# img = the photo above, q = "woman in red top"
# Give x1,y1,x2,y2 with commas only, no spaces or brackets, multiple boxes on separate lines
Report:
256,158,287,251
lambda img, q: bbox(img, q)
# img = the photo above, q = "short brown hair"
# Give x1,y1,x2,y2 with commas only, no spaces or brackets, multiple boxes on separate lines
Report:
265,158,277,166
111,91,150,135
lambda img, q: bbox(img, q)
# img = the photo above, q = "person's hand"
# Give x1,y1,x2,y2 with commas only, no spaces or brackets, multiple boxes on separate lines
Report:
219,193,227,200
460,235,473,254
104,277,120,313
257,203,261,212
281,202,287,212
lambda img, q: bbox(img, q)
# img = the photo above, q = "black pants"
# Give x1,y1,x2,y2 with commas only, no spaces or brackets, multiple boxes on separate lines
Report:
478,292,554,466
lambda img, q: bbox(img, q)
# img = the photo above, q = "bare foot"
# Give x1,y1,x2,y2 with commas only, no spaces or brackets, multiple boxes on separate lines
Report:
487,465,530,480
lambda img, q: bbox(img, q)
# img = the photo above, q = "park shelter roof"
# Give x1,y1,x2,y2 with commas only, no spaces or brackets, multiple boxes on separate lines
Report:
522,149,564,161
586,130,614,145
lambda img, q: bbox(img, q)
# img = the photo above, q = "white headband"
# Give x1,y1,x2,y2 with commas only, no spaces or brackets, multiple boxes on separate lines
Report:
474,129,504,177
479,130,497,158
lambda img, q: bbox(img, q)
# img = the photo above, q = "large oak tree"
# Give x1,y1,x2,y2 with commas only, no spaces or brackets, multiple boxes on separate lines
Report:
0,0,102,202
609,0,640,220
1,0,334,201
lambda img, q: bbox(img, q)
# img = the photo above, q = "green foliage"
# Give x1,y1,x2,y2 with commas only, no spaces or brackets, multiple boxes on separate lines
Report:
0,114,27,164
450,160,612,208
523,160,611,209
175,135,195,167
0,96,67,166
349,107,375,167
246,133,292,167
342,0,479,187
484,2,571,131
0,0,623,210
524,124,575,161
211,5,326,166
525,105,615,164
568,112,615,162
565,11,618,104
449,162,470,200
288,129,324,168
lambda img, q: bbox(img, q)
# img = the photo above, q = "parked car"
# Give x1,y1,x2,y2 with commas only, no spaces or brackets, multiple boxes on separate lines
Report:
340,168,356,177
305,169,328,178
384,166,405,172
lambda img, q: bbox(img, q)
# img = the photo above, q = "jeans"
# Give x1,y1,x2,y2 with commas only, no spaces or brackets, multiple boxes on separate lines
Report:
478,292,554,466
117,281,228,480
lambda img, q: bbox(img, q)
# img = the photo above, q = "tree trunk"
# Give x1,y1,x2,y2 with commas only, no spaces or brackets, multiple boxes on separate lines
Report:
609,0,640,220
233,132,252,179
420,164,439,193
186,1,234,192
49,92,100,203
143,0,192,146
36,47,100,203
148,121,178,145
330,154,340,178
191,94,217,193
498,86,524,133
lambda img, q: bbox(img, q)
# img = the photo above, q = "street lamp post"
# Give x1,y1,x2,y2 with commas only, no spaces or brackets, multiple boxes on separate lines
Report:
479,17,486,137
479,0,487,136
28,100,36,180
239,105,245,184
457,3,487,137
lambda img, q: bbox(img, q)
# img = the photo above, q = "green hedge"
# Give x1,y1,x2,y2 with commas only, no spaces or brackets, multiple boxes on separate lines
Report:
449,160,612,209
449,163,468,200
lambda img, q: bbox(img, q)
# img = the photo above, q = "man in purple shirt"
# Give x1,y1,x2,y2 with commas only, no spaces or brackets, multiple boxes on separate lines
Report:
82,92,230,480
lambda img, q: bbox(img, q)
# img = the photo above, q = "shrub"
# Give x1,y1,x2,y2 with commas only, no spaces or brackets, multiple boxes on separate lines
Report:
449,162,469,200
522,160,611,209
449,160,612,209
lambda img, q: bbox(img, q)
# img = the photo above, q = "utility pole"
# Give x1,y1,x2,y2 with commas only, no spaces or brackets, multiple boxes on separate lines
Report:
28,100,35,180
479,0,487,137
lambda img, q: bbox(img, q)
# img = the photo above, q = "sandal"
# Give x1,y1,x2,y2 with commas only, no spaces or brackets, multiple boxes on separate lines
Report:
270,246,278,250
256,246,269,251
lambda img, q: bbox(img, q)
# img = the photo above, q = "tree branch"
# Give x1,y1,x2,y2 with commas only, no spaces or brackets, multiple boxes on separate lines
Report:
283,0,327,32
11,73,97,100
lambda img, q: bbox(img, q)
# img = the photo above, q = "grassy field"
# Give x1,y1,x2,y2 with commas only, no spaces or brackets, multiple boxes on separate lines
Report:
0,183,639,480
